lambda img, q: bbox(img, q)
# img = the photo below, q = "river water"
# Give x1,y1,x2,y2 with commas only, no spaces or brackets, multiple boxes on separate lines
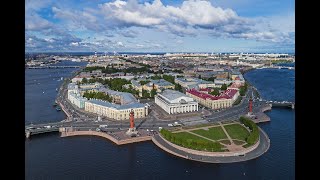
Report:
25,62,295,180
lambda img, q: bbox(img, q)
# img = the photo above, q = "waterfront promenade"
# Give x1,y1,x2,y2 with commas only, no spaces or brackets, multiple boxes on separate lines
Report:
60,130,152,145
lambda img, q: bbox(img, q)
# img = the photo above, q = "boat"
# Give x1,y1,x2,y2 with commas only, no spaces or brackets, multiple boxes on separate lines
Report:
53,102,58,107
56,106,61,111
56,88,58,92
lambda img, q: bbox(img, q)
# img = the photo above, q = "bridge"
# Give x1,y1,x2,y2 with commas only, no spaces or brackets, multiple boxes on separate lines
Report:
27,66,81,69
266,101,295,109
257,66,294,70
25,121,69,138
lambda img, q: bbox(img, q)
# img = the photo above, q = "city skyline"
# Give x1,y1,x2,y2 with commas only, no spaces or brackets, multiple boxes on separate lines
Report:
26,0,295,53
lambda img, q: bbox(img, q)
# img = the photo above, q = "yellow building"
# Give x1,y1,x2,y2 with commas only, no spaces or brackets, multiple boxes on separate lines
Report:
85,99,148,120
186,89,239,110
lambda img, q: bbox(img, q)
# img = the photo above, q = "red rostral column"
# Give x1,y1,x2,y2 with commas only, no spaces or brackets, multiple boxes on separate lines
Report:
129,110,135,128
249,98,253,113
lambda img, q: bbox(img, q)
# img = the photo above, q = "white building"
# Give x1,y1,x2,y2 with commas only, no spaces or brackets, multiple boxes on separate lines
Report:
155,89,198,114
68,92,87,109
175,77,215,90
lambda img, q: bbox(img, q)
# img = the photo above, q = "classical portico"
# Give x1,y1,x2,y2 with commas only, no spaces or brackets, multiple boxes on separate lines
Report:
155,90,198,115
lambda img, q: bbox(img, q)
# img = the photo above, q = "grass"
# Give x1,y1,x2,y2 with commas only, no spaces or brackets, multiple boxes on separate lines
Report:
233,140,246,145
161,130,224,152
191,126,227,141
224,124,250,141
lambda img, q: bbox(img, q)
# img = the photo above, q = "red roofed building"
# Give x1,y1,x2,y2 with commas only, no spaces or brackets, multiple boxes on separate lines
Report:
186,88,239,109
228,82,242,90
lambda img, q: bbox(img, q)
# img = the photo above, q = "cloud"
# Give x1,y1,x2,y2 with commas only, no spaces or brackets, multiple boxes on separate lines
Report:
119,29,139,38
25,0,294,52
116,41,124,47
25,0,53,31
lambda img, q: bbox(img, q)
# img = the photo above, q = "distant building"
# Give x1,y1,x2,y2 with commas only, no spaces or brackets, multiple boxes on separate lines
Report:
130,79,175,97
186,88,239,110
155,90,198,114
175,77,215,90
214,78,233,86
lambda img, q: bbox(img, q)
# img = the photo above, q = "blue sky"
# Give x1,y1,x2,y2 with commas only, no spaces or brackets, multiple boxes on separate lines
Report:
25,0,295,53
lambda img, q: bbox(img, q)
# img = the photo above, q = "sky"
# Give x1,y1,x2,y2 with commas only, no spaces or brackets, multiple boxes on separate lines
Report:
25,0,295,53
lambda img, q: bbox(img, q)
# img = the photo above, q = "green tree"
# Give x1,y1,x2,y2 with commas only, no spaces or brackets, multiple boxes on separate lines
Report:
139,80,151,85
210,88,220,96
174,83,183,92
82,77,88,84
150,89,157,97
207,77,215,82
221,84,227,90
142,89,150,98
163,75,175,84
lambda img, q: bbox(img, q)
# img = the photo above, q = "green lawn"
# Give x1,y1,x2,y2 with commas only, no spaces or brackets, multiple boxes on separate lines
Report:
191,126,227,140
164,132,224,152
173,132,211,142
224,124,250,141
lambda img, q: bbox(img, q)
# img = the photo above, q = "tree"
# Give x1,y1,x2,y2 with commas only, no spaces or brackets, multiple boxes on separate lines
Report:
174,83,183,92
207,77,215,82
198,75,202,79
139,80,150,85
221,84,227,90
210,88,220,96
82,77,88,84
150,89,157,97
163,75,175,84
142,89,150,98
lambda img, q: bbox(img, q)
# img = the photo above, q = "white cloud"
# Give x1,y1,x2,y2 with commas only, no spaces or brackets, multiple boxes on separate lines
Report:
117,41,124,47
25,0,53,31
70,42,79,46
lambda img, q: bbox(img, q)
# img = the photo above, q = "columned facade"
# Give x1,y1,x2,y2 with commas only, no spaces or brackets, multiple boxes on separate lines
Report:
154,90,199,115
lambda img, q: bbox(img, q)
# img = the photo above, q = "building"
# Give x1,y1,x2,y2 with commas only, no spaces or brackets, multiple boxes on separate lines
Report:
175,77,215,90
214,78,233,86
68,92,87,109
186,88,239,110
84,99,148,120
130,79,175,97
99,87,138,105
67,82,149,120
155,89,198,114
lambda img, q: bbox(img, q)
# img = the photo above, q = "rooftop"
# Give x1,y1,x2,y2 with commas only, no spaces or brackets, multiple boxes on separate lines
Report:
88,99,145,110
187,89,238,100
160,89,189,101
99,87,137,105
